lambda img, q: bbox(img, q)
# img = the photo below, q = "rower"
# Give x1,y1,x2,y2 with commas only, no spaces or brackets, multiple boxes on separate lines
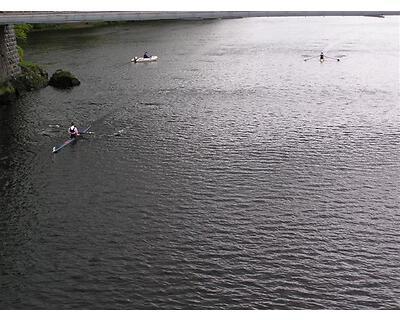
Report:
144,51,150,58
320,51,324,62
69,122,80,139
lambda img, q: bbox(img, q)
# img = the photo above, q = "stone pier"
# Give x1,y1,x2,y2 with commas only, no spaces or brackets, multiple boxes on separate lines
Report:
0,25,20,82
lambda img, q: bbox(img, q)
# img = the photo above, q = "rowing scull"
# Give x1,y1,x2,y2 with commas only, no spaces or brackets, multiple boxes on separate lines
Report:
52,125,91,153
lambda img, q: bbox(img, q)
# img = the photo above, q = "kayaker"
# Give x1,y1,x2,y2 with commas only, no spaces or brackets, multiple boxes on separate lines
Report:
144,52,150,58
320,51,324,62
69,122,80,139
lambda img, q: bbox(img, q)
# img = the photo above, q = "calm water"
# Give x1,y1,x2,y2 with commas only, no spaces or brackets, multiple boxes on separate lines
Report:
0,17,399,309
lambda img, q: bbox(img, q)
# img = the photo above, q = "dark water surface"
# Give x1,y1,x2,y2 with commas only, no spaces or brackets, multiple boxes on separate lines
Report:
0,17,399,309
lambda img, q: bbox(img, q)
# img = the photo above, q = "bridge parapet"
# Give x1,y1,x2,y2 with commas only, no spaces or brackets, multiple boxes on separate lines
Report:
0,11,399,24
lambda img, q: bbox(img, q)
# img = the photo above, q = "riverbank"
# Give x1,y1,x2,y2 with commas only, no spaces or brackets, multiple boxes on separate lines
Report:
28,21,130,32
0,22,89,106
0,63,82,105
0,61,48,105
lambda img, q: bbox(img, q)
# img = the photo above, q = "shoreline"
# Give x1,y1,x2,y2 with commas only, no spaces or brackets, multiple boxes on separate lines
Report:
28,21,129,32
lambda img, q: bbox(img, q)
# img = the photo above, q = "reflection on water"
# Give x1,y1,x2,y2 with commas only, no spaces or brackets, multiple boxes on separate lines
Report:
0,17,399,309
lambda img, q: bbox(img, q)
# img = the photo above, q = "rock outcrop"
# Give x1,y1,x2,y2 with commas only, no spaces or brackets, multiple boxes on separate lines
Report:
13,62,49,92
0,81,16,105
49,69,80,89
0,62,48,106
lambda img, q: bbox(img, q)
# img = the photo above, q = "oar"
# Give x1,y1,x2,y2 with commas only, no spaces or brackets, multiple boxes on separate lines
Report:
304,55,319,62
324,55,340,62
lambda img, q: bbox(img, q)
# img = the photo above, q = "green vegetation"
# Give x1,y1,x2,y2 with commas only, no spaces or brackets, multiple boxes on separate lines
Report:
0,81,16,105
17,45,24,60
14,24,33,42
14,24,32,60
19,60,45,73
14,21,127,60
0,81,16,95
16,61,49,91
29,21,126,31
14,27,49,90
1,60,48,105
2,21,102,104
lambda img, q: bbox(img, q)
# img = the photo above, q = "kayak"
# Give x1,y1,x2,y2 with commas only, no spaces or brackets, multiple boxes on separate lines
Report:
131,56,158,63
52,125,91,153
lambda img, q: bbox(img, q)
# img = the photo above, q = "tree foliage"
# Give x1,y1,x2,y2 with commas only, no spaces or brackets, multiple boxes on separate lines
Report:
17,45,24,60
14,24,32,42
14,24,33,61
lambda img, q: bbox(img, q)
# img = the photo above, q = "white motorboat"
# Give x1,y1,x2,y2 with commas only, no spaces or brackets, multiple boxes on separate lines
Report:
131,56,158,63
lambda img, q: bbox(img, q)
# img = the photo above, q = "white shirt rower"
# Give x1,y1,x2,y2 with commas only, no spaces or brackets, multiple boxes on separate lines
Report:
68,122,80,139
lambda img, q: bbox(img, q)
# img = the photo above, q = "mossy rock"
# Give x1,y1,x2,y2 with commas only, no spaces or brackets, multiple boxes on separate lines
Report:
1,62,48,105
0,81,17,105
49,69,80,89
13,61,49,93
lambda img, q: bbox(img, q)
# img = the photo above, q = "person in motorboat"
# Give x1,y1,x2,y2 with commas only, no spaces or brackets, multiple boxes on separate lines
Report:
144,52,150,58
320,51,324,62
69,122,80,139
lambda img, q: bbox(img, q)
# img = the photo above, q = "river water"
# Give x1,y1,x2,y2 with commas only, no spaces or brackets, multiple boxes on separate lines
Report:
0,16,399,309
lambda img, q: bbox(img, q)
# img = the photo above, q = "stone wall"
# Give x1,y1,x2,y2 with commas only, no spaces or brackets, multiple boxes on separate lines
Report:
0,25,21,82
